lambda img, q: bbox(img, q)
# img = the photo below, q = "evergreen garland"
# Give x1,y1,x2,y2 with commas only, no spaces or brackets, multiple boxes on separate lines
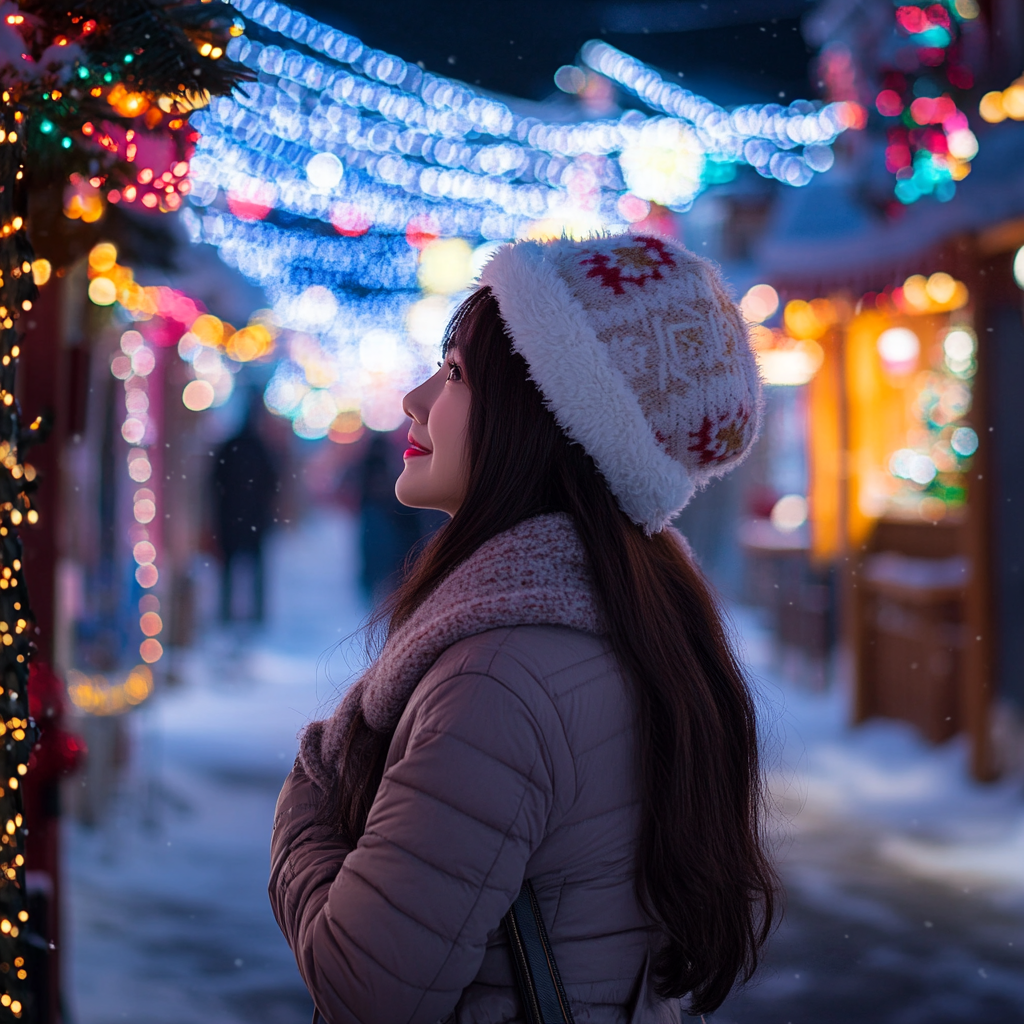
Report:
0,3,251,1019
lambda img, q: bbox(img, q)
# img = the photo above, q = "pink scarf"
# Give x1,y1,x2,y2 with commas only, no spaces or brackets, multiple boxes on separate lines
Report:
299,513,605,790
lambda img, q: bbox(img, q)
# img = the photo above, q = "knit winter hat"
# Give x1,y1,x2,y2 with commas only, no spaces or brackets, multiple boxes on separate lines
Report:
478,232,762,533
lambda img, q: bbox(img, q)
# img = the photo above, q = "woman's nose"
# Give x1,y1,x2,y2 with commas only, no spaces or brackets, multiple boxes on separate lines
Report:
403,372,438,424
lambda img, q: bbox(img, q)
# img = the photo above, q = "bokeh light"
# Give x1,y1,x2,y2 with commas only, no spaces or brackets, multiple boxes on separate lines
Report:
740,284,780,324
770,494,808,533
88,277,117,305
182,380,215,411
877,327,920,373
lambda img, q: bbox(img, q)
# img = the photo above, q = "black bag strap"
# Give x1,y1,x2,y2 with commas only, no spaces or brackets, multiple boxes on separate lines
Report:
503,880,576,1024
318,882,573,1024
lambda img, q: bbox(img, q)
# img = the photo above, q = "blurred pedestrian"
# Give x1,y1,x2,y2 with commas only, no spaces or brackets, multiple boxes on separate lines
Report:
355,432,421,602
356,431,445,603
212,396,278,622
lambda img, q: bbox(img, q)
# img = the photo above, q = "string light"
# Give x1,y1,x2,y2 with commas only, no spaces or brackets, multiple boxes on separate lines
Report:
790,275,979,524
189,2,854,438
66,665,154,715
89,241,276,677
871,3,980,204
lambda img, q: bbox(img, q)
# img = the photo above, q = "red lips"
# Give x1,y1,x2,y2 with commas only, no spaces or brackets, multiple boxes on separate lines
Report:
404,433,431,459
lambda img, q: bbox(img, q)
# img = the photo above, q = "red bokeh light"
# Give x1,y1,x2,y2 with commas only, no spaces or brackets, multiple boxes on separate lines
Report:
885,144,912,172
896,6,929,34
330,203,372,237
909,94,956,125
405,213,440,249
876,89,904,117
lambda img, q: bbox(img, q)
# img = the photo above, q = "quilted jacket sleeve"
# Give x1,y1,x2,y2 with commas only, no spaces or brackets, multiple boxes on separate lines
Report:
271,652,570,1024
269,766,353,974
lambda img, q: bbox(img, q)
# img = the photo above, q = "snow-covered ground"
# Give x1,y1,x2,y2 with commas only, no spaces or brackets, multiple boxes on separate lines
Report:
65,510,1024,1023
716,612,1024,1023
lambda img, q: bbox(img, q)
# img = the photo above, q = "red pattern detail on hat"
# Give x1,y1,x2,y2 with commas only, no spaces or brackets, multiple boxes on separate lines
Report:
580,236,676,295
686,407,752,465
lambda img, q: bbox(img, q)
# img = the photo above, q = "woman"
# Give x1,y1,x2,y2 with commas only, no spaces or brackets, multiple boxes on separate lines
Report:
270,233,777,1023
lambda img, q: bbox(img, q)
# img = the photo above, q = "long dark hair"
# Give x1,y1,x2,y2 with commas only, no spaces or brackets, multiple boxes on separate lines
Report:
325,287,777,1014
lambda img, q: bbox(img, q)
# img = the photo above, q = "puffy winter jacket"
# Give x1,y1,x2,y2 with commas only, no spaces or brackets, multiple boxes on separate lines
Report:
269,623,681,1023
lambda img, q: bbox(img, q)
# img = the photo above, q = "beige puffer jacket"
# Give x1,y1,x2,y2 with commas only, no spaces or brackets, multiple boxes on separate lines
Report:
269,624,681,1023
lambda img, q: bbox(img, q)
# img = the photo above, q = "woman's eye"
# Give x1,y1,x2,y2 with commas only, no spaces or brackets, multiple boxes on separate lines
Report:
446,362,462,382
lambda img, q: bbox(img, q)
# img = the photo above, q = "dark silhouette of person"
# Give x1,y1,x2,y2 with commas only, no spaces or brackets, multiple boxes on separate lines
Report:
357,432,442,603
212,398,278,622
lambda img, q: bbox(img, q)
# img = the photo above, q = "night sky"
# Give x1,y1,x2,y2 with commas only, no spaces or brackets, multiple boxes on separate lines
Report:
290,0,820,107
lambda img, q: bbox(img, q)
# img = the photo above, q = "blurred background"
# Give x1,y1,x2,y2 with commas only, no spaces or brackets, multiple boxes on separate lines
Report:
1,0,1023,1021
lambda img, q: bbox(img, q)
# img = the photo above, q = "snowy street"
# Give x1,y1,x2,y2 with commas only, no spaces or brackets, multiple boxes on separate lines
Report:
65,512,1024,1024
717,617,1024,1023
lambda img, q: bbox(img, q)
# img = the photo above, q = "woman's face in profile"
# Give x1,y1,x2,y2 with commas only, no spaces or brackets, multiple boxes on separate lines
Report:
396,346,471,516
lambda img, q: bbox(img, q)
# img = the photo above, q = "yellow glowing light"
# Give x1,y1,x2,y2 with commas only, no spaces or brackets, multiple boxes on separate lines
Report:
225,324,274,362
979,91,1006,123
898,272,968,313
190,313,224,347
88,242,118,272
417,237,474,295
948,158,972,182
902,274,929,310
739,284,779,324
156,90,210,114
65,192,105,223
756,337,825,386
783,298,835,340
1003,83,1024,120
88,276,117,305
182,379,215,411
107,83,150,118
30,259,51,286
328,410,365,444
67,665,153,715
925,271,956,305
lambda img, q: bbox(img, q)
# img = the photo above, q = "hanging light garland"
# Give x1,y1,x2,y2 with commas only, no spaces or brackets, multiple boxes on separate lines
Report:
870,1,981,205
0,4,250,1005
70,239,275,716
186,0,859,439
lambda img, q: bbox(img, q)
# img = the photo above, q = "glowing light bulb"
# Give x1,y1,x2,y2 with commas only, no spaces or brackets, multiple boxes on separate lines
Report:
306,151,344,190
770,494,808,532
877,327,920,372
740,284,779,324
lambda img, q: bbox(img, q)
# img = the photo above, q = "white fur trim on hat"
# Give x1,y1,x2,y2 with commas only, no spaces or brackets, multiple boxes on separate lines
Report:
480,240,695,533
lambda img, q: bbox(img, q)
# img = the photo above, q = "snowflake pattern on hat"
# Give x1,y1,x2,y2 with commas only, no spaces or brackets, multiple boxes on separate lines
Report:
580,236,677,294
479,232,762,533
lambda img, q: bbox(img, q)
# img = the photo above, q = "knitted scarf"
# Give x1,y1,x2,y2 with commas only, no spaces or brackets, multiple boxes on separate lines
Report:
299,513,605,791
